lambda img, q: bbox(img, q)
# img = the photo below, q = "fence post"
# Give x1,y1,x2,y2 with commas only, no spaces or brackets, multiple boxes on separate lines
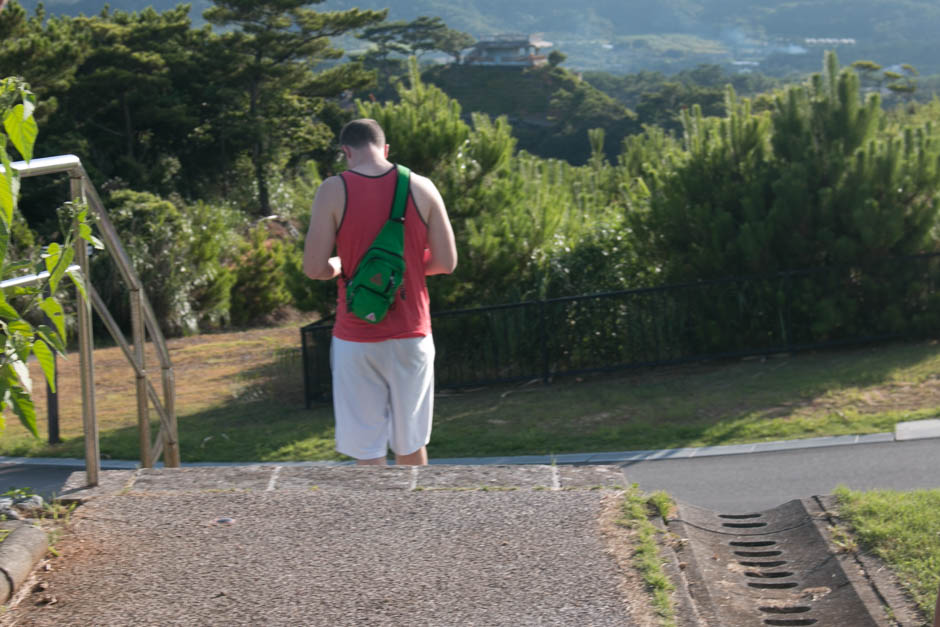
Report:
783,272,793,352
539,299,550,383
301,326,311,409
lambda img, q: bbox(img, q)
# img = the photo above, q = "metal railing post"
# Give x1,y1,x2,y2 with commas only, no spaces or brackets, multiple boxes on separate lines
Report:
71,172,100,486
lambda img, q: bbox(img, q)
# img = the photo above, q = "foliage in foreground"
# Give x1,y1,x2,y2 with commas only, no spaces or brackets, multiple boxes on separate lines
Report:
0,76,99,435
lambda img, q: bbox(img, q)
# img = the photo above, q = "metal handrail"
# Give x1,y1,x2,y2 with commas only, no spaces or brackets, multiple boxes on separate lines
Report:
0,265,81,290
6,155,180,483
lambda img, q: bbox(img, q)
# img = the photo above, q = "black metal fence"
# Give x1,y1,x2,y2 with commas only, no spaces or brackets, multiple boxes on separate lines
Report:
302,254,940,406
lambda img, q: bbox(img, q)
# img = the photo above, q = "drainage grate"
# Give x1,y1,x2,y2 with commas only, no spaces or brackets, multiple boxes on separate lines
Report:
664,499,882,626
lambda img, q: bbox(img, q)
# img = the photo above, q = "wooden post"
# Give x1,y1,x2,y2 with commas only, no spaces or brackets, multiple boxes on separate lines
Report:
162,366,180,467
130,287,151,467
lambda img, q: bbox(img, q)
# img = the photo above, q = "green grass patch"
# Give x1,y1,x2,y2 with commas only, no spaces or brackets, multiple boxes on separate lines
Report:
1,339,937,463
619,485,676,626
427,341,940,458
835,486,940,622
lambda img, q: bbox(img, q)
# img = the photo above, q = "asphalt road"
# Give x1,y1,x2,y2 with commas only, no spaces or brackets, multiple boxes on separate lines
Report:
1,437,938,511
0,463,78,501
620,438,940,513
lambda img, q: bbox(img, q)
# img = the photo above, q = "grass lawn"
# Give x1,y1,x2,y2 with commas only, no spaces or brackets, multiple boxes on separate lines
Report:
0,322,938,463
835,486,940,623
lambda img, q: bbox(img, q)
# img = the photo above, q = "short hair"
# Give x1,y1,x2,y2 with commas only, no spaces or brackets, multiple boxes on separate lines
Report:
339,119,386,149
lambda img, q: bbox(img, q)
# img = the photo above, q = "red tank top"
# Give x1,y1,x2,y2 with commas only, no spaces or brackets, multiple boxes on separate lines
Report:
332,166,431,342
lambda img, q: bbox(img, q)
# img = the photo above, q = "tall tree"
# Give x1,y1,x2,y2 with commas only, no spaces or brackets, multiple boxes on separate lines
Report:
204,0,385,215
358,17,474,93
60,6,196,192
641,52,940,279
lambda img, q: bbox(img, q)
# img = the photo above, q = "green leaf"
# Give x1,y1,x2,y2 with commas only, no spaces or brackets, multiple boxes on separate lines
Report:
79,223,104,250
39,297,65,340
9,386,38,439
21,92,36,121
66,266,87,304
47,245,73,295
37,325,66,353
0,156,15,228
3,104,38,163
43,242,61,274
7,318,32,336
32,338,56,393
0,293,18,320
0,209,8,263
10,356,31,395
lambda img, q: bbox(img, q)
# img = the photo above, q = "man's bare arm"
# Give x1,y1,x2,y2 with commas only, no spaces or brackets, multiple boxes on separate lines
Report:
303,177,344,280
412,174,457,276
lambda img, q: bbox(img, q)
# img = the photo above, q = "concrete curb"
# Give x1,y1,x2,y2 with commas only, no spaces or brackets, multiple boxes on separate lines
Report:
0,521,47,603
3,426,940,471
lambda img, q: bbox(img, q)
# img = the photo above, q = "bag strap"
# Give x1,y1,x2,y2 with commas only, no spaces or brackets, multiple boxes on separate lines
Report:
389,164,410,222
340,164,411,283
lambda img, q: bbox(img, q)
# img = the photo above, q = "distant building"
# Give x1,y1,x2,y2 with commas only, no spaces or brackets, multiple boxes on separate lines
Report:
464,33,553,67
804,37,857,46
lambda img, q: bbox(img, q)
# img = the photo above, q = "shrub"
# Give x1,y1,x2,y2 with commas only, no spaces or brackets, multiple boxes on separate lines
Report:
229,224,291,326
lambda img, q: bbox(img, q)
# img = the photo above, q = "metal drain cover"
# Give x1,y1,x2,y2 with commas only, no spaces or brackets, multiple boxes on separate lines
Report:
664,498,885,626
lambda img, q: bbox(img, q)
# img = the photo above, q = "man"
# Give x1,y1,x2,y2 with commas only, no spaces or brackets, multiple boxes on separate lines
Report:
303,118,457,466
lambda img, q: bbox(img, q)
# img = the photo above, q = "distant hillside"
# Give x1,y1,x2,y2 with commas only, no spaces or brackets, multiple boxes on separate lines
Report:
13,0,940,76
318,0,940,76
422,64,637,164
17,0,213,19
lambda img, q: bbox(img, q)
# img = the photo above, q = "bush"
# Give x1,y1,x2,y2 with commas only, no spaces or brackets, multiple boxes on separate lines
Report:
92,190,239,336
229,225,292,327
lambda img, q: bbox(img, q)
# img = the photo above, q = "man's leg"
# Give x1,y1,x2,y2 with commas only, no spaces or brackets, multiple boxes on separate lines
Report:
395,446,427,466
387,336,435,466
356,456,388,466
332,337,391,462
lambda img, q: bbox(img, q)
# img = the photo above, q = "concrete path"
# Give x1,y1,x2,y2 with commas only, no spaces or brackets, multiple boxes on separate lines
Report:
5,465,647,627
0,427,936,625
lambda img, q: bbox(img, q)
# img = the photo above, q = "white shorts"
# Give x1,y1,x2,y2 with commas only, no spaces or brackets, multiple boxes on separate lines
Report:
331,335,435,459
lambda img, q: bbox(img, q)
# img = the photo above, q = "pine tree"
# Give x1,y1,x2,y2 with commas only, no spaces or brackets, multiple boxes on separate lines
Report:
204,0,385,215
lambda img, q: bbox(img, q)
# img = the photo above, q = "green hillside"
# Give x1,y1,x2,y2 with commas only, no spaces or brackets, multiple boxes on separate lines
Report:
422,64,636,163
14,0,940,75
321,0,940,76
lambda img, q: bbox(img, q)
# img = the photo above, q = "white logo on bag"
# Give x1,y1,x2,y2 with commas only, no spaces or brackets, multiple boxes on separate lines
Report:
366,312,377,322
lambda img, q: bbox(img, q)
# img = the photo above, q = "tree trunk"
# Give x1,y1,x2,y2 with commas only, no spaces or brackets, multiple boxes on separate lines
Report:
249,77,271,215
254,142,270,216
122,93,134,161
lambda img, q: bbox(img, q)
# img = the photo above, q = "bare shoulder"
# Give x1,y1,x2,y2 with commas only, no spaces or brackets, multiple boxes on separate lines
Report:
408,172,444,222
311,175,345,220
315,175,345,201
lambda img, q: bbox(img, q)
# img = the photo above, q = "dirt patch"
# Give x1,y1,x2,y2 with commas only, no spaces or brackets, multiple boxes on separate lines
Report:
23,319,318,440
789,376,940,416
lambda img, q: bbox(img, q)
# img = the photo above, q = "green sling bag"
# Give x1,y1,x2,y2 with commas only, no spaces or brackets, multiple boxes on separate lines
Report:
345,164,411,324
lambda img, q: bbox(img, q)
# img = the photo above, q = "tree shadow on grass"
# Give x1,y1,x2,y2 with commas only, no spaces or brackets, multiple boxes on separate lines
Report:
428,340,940,457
